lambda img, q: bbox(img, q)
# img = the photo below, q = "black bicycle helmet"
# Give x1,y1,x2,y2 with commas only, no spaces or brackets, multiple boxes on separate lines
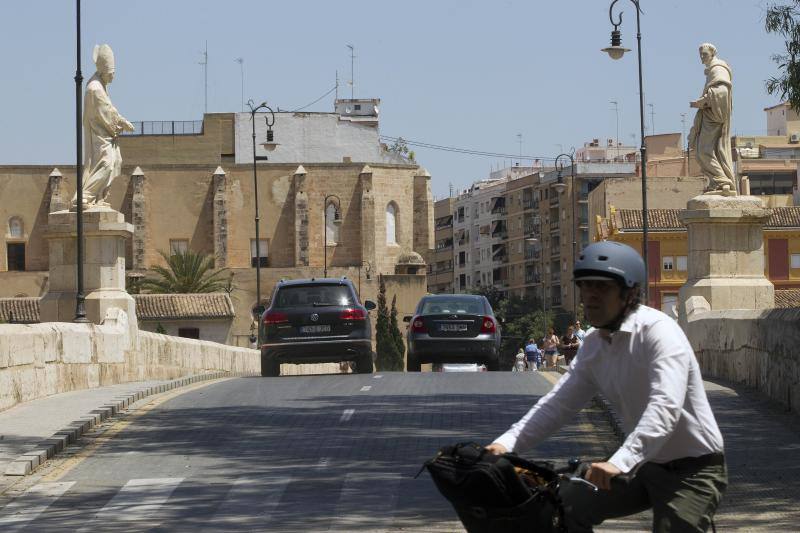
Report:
573,241,645,288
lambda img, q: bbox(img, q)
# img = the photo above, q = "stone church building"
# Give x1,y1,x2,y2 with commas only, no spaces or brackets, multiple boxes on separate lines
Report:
0,99,434,346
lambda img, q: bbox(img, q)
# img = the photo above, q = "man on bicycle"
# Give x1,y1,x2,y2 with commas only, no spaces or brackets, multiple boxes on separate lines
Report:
486,241,726,532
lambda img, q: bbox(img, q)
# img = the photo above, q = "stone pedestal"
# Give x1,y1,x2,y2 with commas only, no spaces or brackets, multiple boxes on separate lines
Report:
678,195,774,323
40,207,137,336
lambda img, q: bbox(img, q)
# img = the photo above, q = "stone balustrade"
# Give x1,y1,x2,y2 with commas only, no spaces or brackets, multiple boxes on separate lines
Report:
685,307,800,414
0,308,260,412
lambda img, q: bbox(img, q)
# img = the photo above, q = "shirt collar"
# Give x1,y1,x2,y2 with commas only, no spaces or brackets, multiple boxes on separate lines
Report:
617,307,640,333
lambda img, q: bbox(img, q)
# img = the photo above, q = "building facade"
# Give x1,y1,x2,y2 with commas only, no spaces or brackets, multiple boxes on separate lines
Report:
0,100,434,346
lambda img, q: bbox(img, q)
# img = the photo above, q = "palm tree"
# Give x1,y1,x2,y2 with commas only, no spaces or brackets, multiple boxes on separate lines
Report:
139,250,231,293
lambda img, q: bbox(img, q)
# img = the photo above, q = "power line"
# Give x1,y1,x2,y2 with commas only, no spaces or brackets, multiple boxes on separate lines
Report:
279,85,338,113
379,135,560,162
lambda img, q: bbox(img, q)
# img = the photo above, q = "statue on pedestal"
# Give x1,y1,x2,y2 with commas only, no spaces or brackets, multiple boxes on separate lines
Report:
71,44,135,209
688,43,737,196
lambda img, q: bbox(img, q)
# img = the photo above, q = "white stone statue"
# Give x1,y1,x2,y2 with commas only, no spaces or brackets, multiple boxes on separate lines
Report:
688,43,737,196
71,44,135,209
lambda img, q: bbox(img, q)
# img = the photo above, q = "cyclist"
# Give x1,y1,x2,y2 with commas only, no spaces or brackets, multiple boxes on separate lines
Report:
485,241,726,532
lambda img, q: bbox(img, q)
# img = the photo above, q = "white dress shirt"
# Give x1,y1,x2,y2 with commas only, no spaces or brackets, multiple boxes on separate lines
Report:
493,305,724,473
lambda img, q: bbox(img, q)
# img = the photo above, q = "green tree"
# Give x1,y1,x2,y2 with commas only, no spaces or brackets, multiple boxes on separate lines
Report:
155,322,167,334
139,250,231,294
389,294,405,360
469,285,504,311
375,276,403,371
766,2,800,110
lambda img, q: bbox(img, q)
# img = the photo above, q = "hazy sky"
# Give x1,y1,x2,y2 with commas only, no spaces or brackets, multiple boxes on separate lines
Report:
0,0,785,198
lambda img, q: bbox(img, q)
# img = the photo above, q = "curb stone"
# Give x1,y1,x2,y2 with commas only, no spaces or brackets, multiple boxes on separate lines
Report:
3,371,256,477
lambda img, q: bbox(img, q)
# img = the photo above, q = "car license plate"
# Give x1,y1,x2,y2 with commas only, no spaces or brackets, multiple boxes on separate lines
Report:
300,325,331,334
440,323,468,332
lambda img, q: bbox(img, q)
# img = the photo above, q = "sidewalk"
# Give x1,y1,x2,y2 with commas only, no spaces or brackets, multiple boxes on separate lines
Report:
0,379,184,478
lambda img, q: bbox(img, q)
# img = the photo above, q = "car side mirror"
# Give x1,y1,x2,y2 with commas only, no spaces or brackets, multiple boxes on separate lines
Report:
364,300,377,311
403,315,412,323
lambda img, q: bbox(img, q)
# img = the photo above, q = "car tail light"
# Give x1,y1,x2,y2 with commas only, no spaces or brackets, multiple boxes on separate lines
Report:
340,308,366,321
411,316,427,333
479,316,496,333
263,311,288,325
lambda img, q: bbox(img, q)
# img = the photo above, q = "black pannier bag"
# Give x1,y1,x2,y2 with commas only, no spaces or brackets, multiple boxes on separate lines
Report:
420,442,564,533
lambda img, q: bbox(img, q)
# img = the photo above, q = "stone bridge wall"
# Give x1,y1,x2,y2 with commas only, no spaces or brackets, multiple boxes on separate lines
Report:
0,308,260,412
685,307,800,414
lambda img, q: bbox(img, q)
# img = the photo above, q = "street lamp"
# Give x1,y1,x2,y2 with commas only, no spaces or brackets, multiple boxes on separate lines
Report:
247,99,278,319
323,194,343,278
73,0,88,322
524,235,547,344
357,260,372,297
601,0,649,303
553,153,578,317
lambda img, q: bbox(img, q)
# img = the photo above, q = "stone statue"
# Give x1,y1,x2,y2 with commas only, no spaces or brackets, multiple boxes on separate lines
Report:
71,44,135,209
688,43,737,196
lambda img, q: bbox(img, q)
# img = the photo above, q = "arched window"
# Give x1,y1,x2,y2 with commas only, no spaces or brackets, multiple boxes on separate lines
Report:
386,203,398,245
8,217,23,238
325,202,340,245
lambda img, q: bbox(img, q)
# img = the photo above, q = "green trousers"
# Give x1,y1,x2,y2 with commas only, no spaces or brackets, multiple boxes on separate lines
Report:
558,458,728,532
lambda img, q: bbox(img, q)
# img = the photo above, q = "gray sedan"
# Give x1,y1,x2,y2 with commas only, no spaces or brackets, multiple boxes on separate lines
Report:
404,294,502,371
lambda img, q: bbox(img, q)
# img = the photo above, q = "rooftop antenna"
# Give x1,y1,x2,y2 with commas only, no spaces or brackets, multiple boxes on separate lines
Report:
235,57,244,112
517,133,523,165
346,44,355,100
610,100,620,160
335,70,339,102
649,103,656,135
199,41,208,114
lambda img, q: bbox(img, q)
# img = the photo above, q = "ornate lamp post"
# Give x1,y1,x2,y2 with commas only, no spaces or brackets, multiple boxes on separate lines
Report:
73,0,88,322
601,0,649,303
551,153,577,316
247,99,278,318
357,260,372,297
323,194,343,277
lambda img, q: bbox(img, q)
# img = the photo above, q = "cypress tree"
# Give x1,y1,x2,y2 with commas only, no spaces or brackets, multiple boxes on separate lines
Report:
375,275,401,370
390,294,406,369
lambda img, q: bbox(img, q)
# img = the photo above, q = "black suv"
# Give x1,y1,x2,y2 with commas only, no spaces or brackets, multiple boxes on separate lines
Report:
259,277,376,377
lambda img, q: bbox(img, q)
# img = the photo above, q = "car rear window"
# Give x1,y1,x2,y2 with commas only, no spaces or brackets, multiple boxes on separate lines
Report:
421,298,484,315
273,284,355,308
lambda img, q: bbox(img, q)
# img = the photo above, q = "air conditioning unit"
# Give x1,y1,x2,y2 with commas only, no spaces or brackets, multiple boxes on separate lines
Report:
790,132,799,144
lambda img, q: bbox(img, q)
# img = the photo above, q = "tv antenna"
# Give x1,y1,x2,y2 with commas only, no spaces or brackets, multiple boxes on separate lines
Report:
346,44,355,99
199,41,208,114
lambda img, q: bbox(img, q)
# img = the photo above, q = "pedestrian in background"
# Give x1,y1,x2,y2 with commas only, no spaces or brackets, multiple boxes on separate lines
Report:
542,327,559,369
524,338,541,371
574,320,586,344
559,325,581,366
513,349,527,372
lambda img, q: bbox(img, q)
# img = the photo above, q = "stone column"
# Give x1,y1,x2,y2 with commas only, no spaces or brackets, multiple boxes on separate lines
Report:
212,166,228,268
40,207,137,338
293,165,309,266
412,167,434,258
48,168,68,213
678,195,774,323
360,165,376,270
130,166,147,271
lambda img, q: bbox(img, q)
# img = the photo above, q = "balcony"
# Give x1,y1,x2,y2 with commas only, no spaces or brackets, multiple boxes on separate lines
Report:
522,199,536,210
525,273,541,284
550,220,560,231
551,272,561,283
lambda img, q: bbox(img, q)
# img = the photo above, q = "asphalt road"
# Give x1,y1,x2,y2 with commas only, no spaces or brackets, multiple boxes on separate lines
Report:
0,372,626,532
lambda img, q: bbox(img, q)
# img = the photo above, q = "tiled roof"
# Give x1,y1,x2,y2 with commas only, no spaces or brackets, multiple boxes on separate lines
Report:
617,209,684,231
765,207,800,228
133,293,235,320
775,289,800,309
616,206,800,231
0,297,41,323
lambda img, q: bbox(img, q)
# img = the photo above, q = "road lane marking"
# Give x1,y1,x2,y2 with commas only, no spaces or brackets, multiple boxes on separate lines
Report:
209,476,291,525
328,473,402,531
339,409,355,422
373,375,383,379
360,385,372,391
79,477,183,529
0,481,75,531
317,457,330,468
